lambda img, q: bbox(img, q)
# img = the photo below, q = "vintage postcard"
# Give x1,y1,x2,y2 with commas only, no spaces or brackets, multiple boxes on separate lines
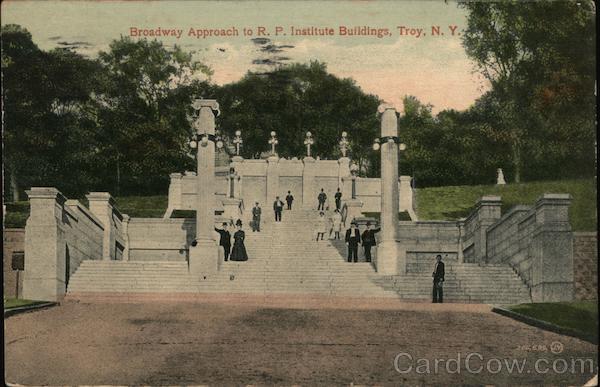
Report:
2,1,597,385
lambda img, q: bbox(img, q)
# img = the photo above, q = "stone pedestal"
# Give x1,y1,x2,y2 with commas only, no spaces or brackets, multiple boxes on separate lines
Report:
86,192,116,260
344,199,363,224
122,215,131,261
22,188,66,301
376,104,402,275
222,197,242,225
530,194,574,302
302,157,316,208
266,155,280,204
189,241,219,275
164,173,183,218
338,157,350,194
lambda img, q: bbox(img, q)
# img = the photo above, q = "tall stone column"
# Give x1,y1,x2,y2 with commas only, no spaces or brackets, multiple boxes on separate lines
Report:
189,99,220,275
377,104,402,275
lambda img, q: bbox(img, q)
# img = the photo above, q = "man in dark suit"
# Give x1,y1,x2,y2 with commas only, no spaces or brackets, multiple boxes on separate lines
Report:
273,196,284,222
251,202,261,232
432,254,445,303
334,188,342,211
361,221,380,263
345,221,361,263
214,222,232,261
285,191,294,210
317,188,327,211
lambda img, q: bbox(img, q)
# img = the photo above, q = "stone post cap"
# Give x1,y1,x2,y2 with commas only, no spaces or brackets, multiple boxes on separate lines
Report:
267,155,279,162
86,192,116,206
231,155,244,162
344,199,364,207
377,103,396,114
476,195,502,206
399,175,412,182
535,193,572,206
303,156,316,163
26,187,66,203
122,214,131,221
170,173,183,179
338,156,350,164
192,99,220,114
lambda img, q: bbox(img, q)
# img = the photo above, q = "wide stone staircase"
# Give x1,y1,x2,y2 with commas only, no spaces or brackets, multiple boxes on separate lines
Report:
67,209,532,304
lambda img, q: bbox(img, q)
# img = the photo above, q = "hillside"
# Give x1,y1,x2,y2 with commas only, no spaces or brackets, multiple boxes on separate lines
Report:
4,179,596,231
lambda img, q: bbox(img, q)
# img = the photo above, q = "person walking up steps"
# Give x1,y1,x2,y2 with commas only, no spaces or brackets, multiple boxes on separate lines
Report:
345,221,361,262
285,191,294,210
330,209,343,240
361,221,380,263
316,211,328,241
251,202,261,232
334,188,342,211
230,219,248,261
273,196,284,222
317,188,327,211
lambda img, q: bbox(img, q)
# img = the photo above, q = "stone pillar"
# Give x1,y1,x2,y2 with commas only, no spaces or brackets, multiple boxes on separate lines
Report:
164,173,182,218
266,155,280,205
189,99,220,275
530,194,574,302
22,188,67,301
87,192,116,260
302,156,316,208
376,104,401,275
338,157,350,193
472,196,502,262
122,215,131,261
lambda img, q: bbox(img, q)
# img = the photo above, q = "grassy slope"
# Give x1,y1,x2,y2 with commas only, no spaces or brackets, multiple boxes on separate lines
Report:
4,298,48,309
415,178,597,231
508,301,598,342
3,179,597,230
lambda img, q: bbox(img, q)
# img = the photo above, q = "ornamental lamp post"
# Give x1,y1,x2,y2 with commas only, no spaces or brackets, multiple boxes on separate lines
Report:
339,131,349,157
304,131,314,157
268,131,278,155
233,130,243,156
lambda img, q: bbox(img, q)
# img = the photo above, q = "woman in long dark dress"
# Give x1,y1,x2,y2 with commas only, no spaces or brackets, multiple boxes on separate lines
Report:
230,219,249,261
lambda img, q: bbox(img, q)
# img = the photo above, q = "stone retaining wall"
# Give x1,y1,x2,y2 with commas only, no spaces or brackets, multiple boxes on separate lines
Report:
573,232,598,300
3,228,25,298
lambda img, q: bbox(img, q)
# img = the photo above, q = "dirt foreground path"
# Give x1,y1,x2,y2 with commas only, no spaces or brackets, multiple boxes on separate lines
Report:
5,298,597,385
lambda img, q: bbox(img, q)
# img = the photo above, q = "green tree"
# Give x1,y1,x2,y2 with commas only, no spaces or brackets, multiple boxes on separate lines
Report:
460,1,596,182
2,25,104,199
215,61,381,174
96,37,214,195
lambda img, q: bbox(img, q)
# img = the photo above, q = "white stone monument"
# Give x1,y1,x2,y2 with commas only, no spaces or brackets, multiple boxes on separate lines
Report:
496,168,506,185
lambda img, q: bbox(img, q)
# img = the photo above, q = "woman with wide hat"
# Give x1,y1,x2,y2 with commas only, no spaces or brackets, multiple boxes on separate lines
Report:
230,219,249,261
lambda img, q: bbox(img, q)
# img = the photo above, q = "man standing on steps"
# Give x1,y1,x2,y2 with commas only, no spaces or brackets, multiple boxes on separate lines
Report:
432,254,445,303
345,221,361,262
334,188,342,211
317,188,327,211
251,202,261,232
285,191,294,210
214,222,232,261
361,221,380,263
273,196,284,222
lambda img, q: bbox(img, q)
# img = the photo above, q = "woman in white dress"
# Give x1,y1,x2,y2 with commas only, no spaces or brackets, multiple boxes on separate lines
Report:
316,211,328,241
330,209,343,240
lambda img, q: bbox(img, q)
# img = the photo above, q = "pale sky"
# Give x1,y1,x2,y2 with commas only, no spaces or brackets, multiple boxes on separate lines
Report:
2,0,488,113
